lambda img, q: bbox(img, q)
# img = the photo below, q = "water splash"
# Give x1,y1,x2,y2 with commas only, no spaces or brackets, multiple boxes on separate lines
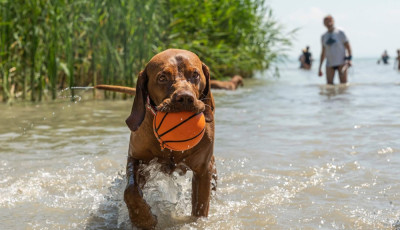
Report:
137,159,194,228
57,86,94,101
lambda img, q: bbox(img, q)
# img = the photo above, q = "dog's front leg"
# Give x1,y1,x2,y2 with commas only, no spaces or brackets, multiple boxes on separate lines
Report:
191,165,212,217
124,156,157,229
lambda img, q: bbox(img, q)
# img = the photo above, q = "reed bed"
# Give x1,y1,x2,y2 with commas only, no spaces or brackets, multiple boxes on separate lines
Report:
0,0,292,102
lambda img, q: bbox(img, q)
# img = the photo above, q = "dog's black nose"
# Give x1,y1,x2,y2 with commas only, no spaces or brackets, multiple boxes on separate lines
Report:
174,92,194,105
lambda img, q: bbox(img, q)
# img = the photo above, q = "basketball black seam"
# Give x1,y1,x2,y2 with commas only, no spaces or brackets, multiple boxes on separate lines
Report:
157,112,201,138
154,112,168,141
156,112,169,132
163,127,205,144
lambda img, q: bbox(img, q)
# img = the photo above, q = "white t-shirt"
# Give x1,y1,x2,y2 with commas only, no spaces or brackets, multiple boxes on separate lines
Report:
321,28,349,67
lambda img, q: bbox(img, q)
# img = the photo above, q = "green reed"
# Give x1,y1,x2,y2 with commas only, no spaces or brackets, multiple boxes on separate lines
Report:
0,0,292,102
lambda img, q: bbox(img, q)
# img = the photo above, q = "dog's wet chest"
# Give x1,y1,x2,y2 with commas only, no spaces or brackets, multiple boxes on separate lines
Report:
156,156,190,175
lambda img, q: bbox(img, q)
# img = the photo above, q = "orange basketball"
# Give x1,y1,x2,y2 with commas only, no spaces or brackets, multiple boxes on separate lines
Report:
153,111,206,151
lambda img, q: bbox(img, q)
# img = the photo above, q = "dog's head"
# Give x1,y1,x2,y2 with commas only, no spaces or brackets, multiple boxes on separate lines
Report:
232,75,244,87
126,49,215,132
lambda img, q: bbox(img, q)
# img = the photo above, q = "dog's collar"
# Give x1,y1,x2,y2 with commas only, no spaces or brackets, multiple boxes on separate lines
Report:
146,96,157,116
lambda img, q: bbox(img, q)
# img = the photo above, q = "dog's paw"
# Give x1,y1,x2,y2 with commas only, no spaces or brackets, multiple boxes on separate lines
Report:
130,213,157,230
124,185,158,229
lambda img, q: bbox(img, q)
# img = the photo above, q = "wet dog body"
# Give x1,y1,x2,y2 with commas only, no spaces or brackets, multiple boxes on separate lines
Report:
210,75,244,90
123,49,216,229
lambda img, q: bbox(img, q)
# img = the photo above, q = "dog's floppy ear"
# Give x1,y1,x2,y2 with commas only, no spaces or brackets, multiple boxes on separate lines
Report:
201,63,215,122
126,70,148,132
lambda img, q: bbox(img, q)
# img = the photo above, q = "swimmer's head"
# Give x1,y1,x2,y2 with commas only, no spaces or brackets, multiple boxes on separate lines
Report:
323,15,334,31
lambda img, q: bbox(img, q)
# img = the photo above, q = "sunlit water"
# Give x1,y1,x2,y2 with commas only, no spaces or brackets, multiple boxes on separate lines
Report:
1,59,399,229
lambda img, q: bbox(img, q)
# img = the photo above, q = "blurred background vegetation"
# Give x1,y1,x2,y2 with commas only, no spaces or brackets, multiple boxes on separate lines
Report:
0,0,292,102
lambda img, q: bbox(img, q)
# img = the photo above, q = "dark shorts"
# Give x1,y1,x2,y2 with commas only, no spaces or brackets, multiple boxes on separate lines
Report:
329,65,340,70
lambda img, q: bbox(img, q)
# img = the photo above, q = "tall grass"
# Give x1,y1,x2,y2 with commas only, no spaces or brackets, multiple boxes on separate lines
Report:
0,0,292,102
163,0,293,79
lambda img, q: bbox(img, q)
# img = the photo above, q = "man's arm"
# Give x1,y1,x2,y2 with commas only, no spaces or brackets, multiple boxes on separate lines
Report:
318,46,325,76
344,41,352,66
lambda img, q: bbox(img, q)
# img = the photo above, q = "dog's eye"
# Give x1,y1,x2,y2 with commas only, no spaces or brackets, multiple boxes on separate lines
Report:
158,75,167,83
192,72,200,81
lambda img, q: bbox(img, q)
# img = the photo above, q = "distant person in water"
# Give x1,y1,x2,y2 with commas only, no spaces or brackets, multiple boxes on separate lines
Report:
396,49,400,70
318,15,352,85
381,50,389,64
299,46,312,70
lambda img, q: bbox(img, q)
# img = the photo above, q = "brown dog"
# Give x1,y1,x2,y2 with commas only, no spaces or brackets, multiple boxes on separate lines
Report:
113,49,217,229
210,75,244,90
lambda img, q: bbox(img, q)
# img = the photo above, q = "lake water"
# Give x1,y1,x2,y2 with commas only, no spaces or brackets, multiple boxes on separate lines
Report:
1,59,399,229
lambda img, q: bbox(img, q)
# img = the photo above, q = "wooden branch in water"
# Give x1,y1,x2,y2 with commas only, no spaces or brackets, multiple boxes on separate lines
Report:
94,85,136,95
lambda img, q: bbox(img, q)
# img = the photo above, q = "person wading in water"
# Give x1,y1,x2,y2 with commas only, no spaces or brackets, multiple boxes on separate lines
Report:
318,15,352,85
300,46,312,70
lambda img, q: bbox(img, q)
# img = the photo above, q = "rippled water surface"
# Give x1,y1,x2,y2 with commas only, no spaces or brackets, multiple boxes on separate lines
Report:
1,59,399,229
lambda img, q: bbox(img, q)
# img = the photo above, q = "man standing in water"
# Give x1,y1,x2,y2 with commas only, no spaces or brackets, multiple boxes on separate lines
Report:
381,50,390,64
318,15,352,84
